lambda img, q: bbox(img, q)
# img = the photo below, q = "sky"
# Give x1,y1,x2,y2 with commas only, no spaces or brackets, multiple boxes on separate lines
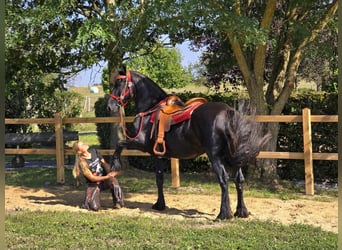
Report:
68,41,202,87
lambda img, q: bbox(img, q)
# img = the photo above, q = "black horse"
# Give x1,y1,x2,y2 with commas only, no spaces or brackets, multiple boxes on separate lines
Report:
107,65,270,220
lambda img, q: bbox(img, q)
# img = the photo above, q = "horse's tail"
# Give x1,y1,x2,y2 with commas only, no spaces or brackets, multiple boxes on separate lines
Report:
226,106,271,168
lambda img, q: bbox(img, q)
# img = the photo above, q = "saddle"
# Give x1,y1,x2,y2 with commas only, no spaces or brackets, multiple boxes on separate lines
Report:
152,95,207,156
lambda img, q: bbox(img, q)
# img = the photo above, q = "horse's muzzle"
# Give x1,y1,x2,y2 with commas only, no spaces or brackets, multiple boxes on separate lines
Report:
107,102,121,113
107,106,120,114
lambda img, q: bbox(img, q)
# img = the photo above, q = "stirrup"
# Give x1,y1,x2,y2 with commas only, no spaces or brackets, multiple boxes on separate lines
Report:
153,140,166,156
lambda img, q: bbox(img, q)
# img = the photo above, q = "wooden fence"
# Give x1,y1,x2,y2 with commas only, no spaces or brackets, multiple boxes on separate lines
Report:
5,108,338,195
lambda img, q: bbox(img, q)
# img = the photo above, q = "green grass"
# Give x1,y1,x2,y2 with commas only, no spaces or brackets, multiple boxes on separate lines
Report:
5,167,337,249
5,211,337,249
5,154,56,162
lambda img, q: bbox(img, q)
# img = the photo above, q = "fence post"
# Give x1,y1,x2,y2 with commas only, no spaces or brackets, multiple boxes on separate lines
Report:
302,108,314,195
171,158,180,187
55,112,65,184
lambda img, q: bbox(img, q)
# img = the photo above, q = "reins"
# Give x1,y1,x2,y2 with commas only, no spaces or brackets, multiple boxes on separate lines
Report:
118,99,167,141
118,106,144,140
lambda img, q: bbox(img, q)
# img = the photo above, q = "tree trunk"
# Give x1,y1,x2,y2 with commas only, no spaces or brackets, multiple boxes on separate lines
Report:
246,122,279,183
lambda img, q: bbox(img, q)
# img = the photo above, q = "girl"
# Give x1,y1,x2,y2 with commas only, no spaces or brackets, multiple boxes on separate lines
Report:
72,141,124,210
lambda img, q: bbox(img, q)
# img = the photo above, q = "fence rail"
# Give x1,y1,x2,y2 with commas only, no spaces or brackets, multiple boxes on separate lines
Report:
5,108,338,195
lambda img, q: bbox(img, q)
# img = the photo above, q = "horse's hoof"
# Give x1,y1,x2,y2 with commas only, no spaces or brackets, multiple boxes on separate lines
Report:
234,208,250,218
215,211,233,221
152,203,165,211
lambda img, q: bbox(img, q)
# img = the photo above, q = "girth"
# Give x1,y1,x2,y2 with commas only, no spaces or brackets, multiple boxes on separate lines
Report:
152,95,207,156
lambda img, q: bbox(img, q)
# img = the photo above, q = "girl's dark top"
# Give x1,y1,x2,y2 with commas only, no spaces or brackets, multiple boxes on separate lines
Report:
83,148,106,183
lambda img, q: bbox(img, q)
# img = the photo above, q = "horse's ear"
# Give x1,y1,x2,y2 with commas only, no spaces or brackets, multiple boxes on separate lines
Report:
118,64,127,75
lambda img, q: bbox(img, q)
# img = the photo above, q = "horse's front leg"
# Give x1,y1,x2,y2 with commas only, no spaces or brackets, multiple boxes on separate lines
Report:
212,160,233,220
234,167,249,218
110,140,131,171
152,157,166,210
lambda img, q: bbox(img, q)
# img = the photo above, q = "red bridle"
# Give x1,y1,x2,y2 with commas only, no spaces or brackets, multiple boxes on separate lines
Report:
109,70,135,107
109,70,142,140
108,70,168,141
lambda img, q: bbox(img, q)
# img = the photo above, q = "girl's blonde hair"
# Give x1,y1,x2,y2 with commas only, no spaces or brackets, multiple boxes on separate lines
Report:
72,141,86,178
72,155,81,178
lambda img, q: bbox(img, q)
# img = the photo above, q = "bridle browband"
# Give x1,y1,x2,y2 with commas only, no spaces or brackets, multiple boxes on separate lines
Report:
109,70,135,107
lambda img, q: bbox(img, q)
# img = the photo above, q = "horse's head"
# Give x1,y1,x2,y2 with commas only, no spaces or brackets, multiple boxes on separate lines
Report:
107,65,135,113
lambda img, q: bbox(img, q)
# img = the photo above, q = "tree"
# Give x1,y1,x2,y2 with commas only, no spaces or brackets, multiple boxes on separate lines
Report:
186,62,207,88
5,0,173,137
5,0,88,129
6,1,337,180
5,0,170,102
126,47,192,89
157,0,338,180
297,19,338,92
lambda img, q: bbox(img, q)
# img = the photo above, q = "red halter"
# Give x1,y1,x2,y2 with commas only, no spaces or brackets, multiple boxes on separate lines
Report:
109,70,134,107
109,70,141,140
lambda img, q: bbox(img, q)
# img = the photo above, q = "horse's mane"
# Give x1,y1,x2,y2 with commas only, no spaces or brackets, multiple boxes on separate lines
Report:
130,71,168,112
132,71,167,95
132,71,168,98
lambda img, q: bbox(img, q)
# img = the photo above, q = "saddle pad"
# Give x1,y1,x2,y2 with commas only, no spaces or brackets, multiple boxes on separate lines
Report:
171,102,204,123
150,102,204,125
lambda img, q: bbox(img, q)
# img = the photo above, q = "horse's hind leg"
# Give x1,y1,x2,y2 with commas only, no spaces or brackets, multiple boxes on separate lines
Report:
152,157,166,210
234,168,249,218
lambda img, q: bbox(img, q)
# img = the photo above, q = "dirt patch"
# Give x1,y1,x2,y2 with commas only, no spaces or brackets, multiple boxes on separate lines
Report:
5,185,337,233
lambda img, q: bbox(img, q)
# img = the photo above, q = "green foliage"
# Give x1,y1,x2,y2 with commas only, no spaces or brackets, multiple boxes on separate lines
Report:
38,90,84,131
101,67,111,94
277,92,337,182
94,96,111,149
5,1,86,129
126,47,192,88
172,0,338,120
5,0,178,125
7,1,337,123
5,73,83,133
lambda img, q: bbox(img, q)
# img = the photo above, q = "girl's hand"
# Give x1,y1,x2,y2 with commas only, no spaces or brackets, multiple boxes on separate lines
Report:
107,171,118,178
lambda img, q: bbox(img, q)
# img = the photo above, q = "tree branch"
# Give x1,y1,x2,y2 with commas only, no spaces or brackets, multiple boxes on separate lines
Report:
253,0,277,85
228,0,252,89
271,0,338,116
89,0,105,17
298,0,338,51
227,34,252,90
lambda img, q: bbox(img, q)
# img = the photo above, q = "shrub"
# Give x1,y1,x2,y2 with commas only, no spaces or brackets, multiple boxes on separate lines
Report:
277,91,337,182
94,96,111,148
